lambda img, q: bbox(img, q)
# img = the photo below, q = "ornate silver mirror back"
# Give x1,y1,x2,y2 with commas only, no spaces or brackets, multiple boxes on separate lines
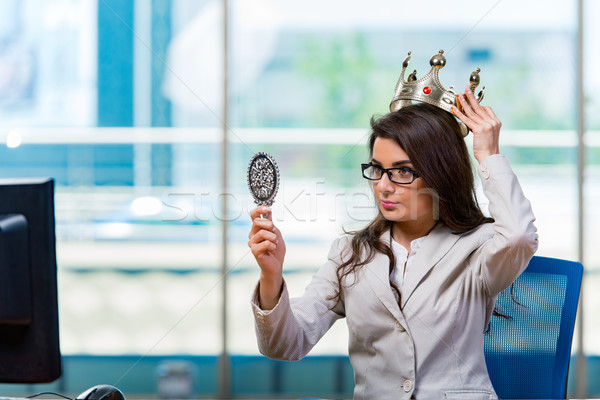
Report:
247,152,280,207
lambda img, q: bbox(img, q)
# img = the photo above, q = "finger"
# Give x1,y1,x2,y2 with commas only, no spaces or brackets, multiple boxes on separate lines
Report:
249,206,272,220
458,93,484,124
249,228,278,245
253,216,275,229
471,105,501,133
248,237,278,259
272,225,282,241
463,86,484,111
249,240,277,257
249,218,275,239
481,105,501,125
464,86,490,118
452,104,473,128
453,103,489,135
248,206,274,236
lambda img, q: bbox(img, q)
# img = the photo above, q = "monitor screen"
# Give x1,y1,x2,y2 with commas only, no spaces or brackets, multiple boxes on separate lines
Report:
0,178,61,383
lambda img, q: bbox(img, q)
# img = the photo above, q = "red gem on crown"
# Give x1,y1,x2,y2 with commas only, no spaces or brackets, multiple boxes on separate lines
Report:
423,87,432,94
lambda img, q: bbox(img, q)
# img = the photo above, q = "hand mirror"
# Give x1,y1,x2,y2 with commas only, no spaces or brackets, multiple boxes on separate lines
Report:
247,152,280,210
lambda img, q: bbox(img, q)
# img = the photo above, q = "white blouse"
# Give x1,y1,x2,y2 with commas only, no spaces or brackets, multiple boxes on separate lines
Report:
390,236,426,289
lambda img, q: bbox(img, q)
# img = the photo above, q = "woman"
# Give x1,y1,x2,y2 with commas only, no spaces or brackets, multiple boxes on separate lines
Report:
247,87,538,399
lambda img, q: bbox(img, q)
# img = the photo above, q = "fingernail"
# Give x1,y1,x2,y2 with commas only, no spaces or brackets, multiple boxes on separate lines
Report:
465,85,471,93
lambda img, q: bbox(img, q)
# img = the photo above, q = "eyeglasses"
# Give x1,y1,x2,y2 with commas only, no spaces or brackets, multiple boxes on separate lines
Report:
361,163,420,185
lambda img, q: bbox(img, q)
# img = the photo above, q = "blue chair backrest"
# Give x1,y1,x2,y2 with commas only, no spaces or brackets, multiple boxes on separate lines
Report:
484,256,583,399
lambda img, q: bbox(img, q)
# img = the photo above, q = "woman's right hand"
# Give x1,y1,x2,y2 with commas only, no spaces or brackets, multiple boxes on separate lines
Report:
452,85,501,163
248,206,286,309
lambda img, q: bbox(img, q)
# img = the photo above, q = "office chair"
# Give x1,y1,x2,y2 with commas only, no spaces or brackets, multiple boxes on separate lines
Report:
484,256,583,399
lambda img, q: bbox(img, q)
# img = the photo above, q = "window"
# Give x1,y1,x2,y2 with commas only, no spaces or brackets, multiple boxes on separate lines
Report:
1,0,597,397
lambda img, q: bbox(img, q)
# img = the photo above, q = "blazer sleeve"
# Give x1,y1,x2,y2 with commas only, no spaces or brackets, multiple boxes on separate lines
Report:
250,237,347,361
474,154,539,296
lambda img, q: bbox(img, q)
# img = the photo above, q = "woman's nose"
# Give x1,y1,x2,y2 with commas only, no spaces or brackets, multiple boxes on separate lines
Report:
376,172,394,191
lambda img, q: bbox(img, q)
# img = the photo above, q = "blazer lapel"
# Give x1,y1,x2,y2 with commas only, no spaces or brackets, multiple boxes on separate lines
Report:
400,223,461,309
363,236,405,324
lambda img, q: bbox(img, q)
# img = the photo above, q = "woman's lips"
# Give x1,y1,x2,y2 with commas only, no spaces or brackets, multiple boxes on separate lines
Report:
381,200,396,209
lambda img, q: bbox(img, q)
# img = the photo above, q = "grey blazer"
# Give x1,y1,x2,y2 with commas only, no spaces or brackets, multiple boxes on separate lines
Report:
251,154,538,400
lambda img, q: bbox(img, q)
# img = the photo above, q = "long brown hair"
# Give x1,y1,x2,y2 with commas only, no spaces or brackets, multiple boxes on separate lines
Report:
331,103,493,307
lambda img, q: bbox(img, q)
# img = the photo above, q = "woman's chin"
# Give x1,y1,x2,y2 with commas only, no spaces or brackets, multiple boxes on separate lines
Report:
379,206,408,221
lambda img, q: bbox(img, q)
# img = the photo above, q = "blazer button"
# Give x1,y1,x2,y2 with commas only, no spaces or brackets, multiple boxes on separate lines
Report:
402,379,413,392
480,163,490,179
395,321,405,332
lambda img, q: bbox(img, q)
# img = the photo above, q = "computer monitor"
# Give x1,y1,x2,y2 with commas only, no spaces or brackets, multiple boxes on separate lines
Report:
0,178,61,383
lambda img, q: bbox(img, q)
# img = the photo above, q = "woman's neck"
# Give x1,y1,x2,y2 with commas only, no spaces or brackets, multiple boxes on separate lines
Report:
391,218,437,251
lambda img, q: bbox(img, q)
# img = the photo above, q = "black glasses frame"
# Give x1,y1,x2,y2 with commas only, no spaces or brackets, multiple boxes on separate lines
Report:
361,163,420,185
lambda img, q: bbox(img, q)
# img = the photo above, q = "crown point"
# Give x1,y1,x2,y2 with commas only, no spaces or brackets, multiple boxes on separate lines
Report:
470,68,481,88
430,52,446,68
403,52,412,69
477,86,485,102
408,70,418,82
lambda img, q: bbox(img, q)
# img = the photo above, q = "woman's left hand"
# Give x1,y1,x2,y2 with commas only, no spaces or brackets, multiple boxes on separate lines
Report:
452,85,501,163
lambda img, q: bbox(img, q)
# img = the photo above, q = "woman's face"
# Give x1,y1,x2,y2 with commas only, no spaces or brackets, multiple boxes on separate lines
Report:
370,137,436,226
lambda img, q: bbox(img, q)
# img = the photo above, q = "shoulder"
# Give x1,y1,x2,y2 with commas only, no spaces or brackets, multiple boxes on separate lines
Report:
327,234,354,263
456,221,495,252
428,220,494,245
462,222,496,248
326,230,380,266
462,221,495,239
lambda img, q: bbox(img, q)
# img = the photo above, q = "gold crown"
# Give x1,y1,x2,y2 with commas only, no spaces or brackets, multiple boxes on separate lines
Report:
389,50,484,136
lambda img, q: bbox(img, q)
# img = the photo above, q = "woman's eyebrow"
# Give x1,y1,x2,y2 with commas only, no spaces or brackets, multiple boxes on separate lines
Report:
392,160,412,166
370,158,412,166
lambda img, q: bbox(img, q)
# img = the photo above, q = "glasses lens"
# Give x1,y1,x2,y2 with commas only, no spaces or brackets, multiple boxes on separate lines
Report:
389,168,415,184
362,165,382,180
